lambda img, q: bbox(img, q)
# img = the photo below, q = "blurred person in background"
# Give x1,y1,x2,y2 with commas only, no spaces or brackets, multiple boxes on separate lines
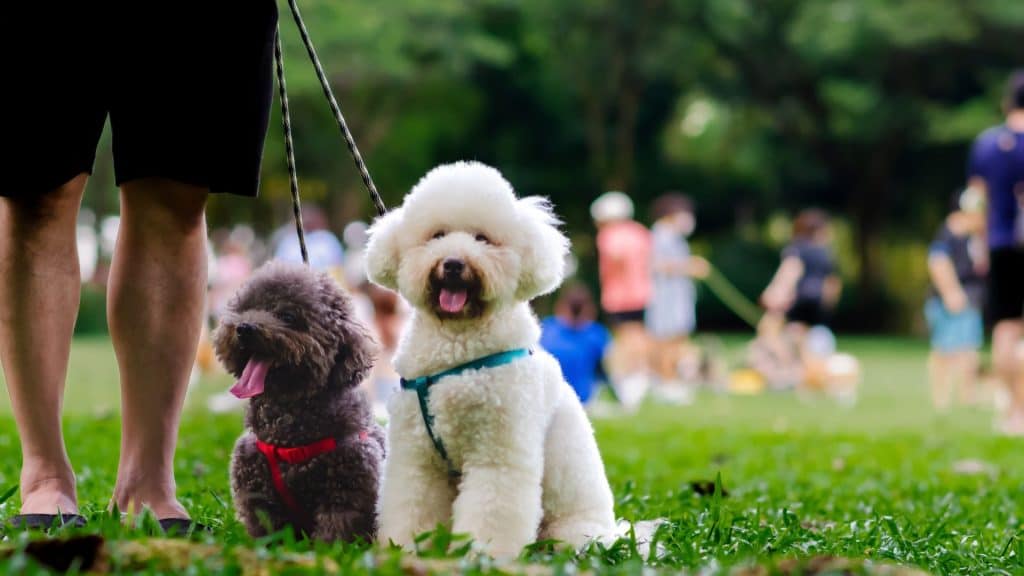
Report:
591,191,652,408
925,188,988,411
363,283,406,416
208,228,256,320
762,209,842,335
342,220,370,290
540,284,611,405
646,193,710,403
968,70,1024,434
203,229,259,413
273,204,345,274
1,1,278,527
329,219,402,415
761,209,842,391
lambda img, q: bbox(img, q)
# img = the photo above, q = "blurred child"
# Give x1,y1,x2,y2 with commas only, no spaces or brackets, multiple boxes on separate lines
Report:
362,283,406,417
646,193,710,402
925,188,987,411
761,209,843,394
762,209,841,334
591,191,652,407
540,284,611,404
209,235,254,320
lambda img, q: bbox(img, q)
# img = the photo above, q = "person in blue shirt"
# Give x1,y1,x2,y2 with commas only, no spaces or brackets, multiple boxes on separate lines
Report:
968,70,1024,434
540,284,611,404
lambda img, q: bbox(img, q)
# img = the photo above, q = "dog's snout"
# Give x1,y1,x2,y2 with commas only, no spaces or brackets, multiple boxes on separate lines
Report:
442,258,465,277
236,323,256,338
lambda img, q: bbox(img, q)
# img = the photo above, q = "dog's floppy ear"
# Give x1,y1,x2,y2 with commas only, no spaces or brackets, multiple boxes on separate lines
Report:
365,208,404,290
515,196,570,301
330,314,377,389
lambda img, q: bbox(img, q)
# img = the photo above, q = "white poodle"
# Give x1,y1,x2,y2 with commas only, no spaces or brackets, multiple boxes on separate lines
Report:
366,161,618,557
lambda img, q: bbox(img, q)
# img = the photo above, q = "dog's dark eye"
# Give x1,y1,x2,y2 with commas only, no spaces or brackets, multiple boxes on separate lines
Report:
431,230,447,240
475,233,491,244
278,311,300,327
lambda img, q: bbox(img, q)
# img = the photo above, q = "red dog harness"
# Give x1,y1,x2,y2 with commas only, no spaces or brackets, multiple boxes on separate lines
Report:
255,430,369,529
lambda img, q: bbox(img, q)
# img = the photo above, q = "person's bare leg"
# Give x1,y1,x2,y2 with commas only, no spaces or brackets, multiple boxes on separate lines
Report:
1015,342,1024,410
0,174,86,514
993,320,1024,433
607,323,644,378
955,350,979,406
927,352,938,408
928,352,951,412
108,178,208,518
607,322,650,408
620,322,649,376
655,339,675,381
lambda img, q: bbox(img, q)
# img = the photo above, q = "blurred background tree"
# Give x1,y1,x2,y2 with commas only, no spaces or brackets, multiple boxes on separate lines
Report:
80,0,1024,332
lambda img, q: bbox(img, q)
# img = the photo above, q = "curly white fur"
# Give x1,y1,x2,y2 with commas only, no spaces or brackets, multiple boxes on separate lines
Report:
366,161,617,558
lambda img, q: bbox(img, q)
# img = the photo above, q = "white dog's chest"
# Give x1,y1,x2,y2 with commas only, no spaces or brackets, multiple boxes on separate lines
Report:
394,358,551,467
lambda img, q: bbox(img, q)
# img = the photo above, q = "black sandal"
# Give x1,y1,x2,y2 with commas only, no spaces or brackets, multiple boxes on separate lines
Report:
8,513,87,530
158,518,208,536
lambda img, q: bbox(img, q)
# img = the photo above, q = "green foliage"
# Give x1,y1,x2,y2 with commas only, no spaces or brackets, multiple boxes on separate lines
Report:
879,241,933,332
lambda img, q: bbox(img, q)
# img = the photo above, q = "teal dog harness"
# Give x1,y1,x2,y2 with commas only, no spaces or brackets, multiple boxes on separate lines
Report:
400,348,531,477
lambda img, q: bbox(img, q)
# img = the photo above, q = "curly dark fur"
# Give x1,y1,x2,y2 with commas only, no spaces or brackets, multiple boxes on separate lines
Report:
213,262,385,542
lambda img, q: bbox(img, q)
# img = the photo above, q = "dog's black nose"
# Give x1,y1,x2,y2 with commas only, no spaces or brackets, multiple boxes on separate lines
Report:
442,258,465,277
236,323,256,338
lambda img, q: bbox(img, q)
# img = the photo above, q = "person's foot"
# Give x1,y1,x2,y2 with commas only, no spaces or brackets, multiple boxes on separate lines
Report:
19,462,79,515
615,373,650,411
111,472,189,520
652,380,695,405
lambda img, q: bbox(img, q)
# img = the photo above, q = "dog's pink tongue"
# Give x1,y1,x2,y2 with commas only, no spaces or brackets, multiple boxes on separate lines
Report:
230,359,270,399
439,288,468,313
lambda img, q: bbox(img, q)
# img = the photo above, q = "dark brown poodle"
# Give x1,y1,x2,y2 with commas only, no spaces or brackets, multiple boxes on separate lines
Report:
213,261,385,542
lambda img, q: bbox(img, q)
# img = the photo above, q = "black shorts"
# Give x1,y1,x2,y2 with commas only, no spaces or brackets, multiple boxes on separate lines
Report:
988,247,1024,323
786,298,830,327
606,309,646,325
6,1,278,198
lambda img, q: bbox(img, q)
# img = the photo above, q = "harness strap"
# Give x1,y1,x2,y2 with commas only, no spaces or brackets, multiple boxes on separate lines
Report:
400,349,531,477
255,434,364,532
403,379,458,477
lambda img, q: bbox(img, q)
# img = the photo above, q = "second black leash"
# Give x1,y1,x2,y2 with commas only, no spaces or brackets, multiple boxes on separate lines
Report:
272,0,390,267
283,0,388,219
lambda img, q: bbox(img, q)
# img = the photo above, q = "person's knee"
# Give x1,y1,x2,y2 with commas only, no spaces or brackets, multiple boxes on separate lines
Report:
993,321,1024,373
1,175,86,225
121,178,208,235
994,320,1023,341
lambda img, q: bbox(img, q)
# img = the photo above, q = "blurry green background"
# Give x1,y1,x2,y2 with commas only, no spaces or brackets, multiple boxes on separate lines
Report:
77,0,1024,333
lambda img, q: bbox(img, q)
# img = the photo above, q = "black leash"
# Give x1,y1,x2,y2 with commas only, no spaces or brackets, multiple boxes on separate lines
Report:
272,30,309,265
273,0,389,266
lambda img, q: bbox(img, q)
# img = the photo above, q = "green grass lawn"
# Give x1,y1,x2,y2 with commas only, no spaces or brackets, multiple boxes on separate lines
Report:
1,336,1022,574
